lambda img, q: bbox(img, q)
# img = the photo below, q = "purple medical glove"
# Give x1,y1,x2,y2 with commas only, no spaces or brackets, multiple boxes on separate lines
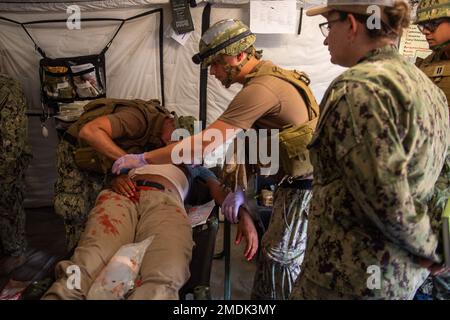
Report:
222,187,245,224
112,153,148,175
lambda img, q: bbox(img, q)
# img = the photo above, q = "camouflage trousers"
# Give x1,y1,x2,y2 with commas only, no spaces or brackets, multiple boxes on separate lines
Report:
54,139,105,252
0,178,27,256
290,275,361,300
251,186,312,300
0,73,32,257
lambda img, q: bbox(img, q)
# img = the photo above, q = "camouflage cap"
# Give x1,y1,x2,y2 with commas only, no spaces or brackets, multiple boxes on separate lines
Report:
415,0,450,24
192,19,256,68
175,115,196,136
306,0,397,23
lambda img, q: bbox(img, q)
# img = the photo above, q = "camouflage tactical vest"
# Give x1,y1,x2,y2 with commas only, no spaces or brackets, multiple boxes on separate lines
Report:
65,98,170,174
246,63,320,178
417,52,450,107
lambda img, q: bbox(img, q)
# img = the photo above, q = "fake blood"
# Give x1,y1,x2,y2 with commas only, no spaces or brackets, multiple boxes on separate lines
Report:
98,213,122,236
91,193,123,235
98,212,121,236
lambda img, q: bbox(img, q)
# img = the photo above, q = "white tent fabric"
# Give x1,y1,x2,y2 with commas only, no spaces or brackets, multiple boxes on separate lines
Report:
0,1,343,207
0,1,326,12
0,0,167,12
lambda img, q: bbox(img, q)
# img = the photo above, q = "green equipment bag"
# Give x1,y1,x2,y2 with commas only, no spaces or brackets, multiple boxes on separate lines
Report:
246,63,320,178
73,146,113,175
278,116,318,178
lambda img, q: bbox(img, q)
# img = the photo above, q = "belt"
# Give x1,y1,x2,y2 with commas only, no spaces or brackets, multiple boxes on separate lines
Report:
61,132,78,146
135,180,165,190
278,177,313,190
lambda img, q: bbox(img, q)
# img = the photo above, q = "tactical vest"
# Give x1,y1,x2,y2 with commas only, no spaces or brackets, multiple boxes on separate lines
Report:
246,63,320,178
417,52,450,107
65,98,171,174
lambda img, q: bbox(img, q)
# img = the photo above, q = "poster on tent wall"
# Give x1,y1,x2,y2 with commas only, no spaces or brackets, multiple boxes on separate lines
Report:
398,26,432,63
250,0,298,34
398,0,432,63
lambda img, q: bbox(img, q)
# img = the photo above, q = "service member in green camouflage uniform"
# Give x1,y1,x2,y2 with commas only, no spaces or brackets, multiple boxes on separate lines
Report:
0,74,32,274
414,0,450,300
112,19,319,300
54,138,105,253
55,98,195,251
290,0,449,299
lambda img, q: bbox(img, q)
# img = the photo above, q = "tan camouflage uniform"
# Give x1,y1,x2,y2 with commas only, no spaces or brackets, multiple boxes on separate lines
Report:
290,45,449,299
0,74,32,256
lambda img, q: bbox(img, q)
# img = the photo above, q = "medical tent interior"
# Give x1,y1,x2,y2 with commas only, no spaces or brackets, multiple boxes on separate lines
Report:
0,0,430,300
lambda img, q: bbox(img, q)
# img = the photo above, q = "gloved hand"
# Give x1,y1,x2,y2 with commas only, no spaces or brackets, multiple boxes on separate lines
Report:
112,153,148,175
222,187,245,224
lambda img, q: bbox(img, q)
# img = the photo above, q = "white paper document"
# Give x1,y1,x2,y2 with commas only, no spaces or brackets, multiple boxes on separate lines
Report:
170,27,193,46
187,200,216,228
250,0,297,34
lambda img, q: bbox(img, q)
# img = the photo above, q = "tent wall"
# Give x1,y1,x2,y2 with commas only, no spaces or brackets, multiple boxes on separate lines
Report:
0,1,343,207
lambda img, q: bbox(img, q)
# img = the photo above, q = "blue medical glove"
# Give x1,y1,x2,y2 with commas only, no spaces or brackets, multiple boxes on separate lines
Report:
222,187,245,224
112,153,147,175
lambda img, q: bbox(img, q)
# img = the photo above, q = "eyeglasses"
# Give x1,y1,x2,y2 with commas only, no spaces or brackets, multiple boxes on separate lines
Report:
319,18,344,37
417,19,448,33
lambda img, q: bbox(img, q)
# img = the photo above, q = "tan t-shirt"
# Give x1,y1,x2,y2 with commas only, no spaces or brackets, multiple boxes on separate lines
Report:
107,106,166,151
108,106,148,139
218,61,309,130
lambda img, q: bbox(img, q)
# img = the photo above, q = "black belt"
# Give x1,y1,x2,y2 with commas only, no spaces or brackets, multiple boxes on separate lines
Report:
135,180,165,190
61,132,78,146
279,178,313,190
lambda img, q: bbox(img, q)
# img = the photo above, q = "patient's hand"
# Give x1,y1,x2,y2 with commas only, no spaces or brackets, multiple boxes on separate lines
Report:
111,174,136,198
235,207,258,261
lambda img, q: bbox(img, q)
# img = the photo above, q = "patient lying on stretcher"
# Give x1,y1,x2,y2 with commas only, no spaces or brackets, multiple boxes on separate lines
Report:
43,164,258,300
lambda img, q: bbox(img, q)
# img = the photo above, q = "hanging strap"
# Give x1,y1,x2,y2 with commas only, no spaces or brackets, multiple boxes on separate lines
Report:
199,2,212,130
100,20,125,56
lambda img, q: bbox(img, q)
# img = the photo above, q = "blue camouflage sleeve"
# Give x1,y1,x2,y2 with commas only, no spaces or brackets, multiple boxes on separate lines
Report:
187,165,218,182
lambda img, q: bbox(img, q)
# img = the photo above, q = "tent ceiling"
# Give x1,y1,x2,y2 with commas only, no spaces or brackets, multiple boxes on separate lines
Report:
0,0,168,12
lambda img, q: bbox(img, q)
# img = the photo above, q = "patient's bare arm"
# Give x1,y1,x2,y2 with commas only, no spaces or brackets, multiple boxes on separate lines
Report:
236,207,258,261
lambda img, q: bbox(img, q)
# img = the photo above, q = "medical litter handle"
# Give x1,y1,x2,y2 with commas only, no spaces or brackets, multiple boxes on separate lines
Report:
443,198,450,268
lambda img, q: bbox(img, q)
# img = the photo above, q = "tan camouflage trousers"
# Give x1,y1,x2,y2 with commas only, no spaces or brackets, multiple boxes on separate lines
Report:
54,139,105,252
43,188,193,300
251,187,312,300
